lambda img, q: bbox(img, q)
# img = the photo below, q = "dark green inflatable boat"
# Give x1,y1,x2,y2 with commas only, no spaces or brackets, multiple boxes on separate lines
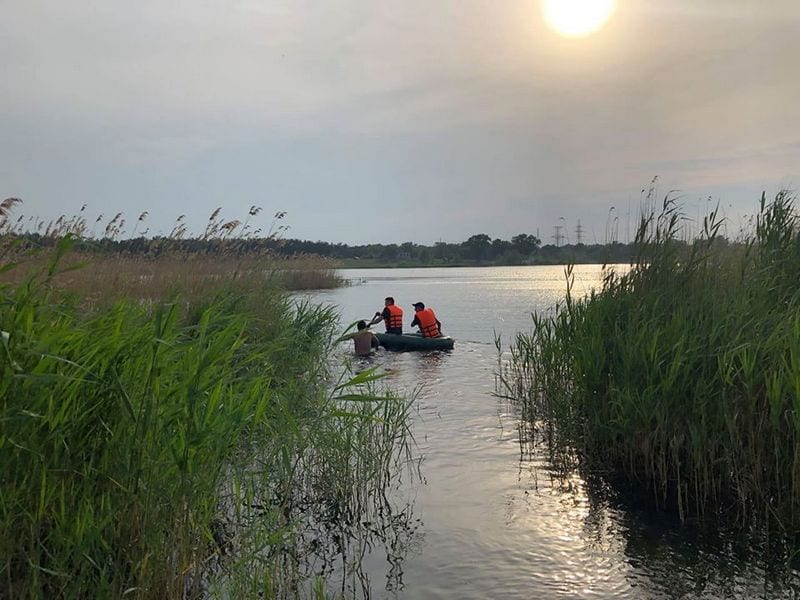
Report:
375,332,455,351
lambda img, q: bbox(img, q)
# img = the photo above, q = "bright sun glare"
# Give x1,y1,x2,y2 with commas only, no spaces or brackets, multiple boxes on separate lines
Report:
541,0,617,38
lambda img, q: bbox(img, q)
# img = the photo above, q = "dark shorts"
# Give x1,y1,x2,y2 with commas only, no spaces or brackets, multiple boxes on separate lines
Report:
385,328,403,335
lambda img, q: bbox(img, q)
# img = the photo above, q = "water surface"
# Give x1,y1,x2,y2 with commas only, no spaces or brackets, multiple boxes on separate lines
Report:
302,265,799,599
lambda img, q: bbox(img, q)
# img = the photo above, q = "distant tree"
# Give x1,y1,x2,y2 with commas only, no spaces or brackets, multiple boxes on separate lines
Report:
490,238,511,260
462,234,491,260
380,243,398,259
511,233,541,255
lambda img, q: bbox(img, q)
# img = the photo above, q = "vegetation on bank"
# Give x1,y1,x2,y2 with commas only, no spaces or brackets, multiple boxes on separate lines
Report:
0,196,708,268
12,227,639,267
0,203,344,299
0,231,413,598
332,238,635,268
498,192,800,529
0,197,622,267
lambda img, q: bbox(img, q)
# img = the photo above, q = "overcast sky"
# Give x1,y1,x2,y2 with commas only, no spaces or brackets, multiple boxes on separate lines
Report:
2,1,798,245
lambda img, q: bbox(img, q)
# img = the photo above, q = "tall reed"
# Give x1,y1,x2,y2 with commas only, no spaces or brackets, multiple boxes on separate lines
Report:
0,248,344,309
0,236,412,598
0,204,345,307
498,191,800,528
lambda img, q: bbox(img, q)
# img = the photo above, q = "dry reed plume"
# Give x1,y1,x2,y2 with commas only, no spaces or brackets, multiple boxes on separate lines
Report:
0,203,343,306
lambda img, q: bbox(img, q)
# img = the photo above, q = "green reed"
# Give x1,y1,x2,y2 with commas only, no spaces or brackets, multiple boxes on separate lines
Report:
498,191,800,527
1,236,413,598
216,368,417,599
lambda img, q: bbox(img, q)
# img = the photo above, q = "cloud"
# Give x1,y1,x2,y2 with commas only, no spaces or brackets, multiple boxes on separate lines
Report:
1,0,799,243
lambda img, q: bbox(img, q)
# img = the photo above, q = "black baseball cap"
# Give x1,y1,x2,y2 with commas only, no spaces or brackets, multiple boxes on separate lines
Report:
412,302,425,309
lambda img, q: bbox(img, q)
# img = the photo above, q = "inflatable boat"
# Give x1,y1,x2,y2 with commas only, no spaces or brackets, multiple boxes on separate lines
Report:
375,332,455,351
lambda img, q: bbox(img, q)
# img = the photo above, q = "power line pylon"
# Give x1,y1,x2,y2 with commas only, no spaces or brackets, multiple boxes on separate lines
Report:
553,225,564,247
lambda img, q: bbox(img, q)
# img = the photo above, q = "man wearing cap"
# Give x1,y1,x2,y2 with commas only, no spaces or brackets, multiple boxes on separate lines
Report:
410,302,442,338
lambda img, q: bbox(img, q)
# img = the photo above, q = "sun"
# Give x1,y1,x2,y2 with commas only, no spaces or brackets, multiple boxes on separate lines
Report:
541,0,617,38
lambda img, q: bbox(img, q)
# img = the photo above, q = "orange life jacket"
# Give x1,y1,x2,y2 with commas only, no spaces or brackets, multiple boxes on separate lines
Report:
416,307,440,338
384,304,403,331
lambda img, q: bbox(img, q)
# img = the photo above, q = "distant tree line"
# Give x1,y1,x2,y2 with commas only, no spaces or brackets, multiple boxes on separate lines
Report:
2,195,744,268
268,233,639,266
16,231,641,266
6,229,731,266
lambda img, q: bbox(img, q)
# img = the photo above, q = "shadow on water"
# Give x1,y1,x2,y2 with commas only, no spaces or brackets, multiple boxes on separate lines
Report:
614,508,800,598
512,413,800,599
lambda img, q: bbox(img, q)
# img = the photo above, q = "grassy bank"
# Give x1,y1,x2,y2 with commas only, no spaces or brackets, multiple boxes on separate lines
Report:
0,237,412,598
498,192,800,528
0,245,343,310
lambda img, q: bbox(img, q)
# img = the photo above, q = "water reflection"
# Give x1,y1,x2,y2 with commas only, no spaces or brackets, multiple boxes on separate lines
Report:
413,349,449,379
208,339,425,599
289,480,421,598
616,504,800,598
511,417,800,599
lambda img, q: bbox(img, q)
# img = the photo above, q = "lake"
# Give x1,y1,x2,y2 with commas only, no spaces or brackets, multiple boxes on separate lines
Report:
300,265,800,599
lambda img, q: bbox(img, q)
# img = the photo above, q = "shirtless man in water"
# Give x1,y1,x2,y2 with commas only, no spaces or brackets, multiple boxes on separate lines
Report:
346,320,379,356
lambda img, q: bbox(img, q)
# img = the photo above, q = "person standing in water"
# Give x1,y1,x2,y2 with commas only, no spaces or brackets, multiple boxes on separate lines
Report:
343,320,379,356
368,296,404,334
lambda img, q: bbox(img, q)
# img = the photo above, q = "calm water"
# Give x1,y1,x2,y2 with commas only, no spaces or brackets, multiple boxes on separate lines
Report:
301,265,800,599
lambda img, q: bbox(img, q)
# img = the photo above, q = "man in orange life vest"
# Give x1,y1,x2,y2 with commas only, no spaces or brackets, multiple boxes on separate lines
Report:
410,302,442,338
368,296,404,334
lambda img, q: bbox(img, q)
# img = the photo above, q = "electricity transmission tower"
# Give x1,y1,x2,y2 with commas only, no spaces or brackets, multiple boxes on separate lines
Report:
575,220,584,245
553,225,564,247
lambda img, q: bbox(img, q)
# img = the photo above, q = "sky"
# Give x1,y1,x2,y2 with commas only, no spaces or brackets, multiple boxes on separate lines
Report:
2,0,799,245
